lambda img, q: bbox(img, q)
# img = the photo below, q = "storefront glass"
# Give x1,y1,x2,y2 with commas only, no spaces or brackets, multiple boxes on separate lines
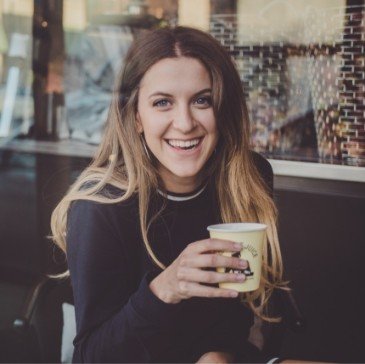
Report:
0,0,33,140
0,0,364,167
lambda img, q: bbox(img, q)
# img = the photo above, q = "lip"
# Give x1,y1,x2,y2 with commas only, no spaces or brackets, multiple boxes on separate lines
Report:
165,137,203,142
164,137,204,155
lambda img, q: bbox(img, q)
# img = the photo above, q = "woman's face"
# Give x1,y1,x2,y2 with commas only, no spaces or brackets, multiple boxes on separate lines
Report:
137,57,219,193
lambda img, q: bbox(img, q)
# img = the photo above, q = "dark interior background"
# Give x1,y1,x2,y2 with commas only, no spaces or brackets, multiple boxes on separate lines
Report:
0,150,364,362
274,176,365,363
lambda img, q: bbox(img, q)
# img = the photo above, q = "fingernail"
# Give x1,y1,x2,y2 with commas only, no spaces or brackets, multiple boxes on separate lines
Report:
236,274,246,281
230,291,238,297
239,260,247,268
234,243,242,249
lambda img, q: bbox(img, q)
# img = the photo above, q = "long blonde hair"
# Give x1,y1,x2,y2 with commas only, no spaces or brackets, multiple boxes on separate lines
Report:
51,26,286,321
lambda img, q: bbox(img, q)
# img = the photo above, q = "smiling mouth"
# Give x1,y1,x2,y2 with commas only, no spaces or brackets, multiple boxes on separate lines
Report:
165,137,203,150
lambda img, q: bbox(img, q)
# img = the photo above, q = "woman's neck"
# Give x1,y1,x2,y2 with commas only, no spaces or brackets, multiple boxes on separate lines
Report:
160,174,204,194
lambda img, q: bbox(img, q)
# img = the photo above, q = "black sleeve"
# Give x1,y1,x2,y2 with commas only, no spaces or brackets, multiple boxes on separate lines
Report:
251,151,274,198
66,200,184,363
195,299,268,363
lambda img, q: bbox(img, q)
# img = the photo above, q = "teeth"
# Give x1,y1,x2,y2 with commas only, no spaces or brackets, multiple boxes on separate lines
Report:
167,138,200,148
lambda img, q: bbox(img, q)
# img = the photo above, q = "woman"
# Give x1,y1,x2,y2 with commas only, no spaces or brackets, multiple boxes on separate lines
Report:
51,26,285,363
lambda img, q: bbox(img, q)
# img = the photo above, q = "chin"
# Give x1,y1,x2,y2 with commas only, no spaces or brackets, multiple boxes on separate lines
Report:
172,170,201,179
159,160,207,183
166,165,204,180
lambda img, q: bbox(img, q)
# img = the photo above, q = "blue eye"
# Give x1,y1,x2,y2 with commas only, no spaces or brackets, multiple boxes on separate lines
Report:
153,99,170,107
195,96,212,106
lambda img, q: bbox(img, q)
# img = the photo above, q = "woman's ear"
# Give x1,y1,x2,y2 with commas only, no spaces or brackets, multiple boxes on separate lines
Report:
136,112,143,134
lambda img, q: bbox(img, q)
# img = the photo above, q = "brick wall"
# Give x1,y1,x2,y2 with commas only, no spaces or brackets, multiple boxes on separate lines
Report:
208,5,365,166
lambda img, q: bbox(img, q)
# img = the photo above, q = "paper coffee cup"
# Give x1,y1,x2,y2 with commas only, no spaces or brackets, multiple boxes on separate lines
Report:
207,223,267,292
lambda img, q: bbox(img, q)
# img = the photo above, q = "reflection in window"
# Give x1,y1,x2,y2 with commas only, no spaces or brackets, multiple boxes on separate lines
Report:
0,0,33,139
0,0,364,167
209,0,364,166
63,0,163,144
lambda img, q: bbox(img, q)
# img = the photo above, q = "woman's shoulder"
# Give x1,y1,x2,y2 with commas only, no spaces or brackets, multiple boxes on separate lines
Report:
69,184,138,220
250,150,273,194
250,151,272,176
66,187,139,251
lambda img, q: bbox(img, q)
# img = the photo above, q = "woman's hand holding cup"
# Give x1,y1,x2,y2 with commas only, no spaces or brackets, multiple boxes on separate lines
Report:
149,238,248,304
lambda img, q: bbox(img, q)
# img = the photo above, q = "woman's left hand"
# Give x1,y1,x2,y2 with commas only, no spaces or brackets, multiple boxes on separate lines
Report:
196,351,234,363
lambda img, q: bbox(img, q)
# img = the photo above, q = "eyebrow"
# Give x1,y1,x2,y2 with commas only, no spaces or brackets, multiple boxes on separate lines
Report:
148,88,212,99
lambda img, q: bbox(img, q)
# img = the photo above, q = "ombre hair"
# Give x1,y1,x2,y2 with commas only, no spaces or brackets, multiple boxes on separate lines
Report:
51,26,286,321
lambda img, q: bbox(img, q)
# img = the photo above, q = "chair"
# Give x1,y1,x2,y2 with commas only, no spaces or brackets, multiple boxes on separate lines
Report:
0,268,72,363
0,269,49,362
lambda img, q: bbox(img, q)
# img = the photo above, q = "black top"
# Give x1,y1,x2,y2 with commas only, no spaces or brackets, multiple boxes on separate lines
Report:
66,153,273,363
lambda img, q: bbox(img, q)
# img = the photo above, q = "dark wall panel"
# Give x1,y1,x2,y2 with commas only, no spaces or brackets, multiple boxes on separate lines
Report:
275,184,365,362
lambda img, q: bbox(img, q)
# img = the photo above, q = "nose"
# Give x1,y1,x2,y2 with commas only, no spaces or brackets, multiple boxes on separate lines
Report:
172,104,196,133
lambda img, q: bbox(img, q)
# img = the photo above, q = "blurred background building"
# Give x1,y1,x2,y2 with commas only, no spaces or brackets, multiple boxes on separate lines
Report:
0,1,364,363
1,0,365,164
